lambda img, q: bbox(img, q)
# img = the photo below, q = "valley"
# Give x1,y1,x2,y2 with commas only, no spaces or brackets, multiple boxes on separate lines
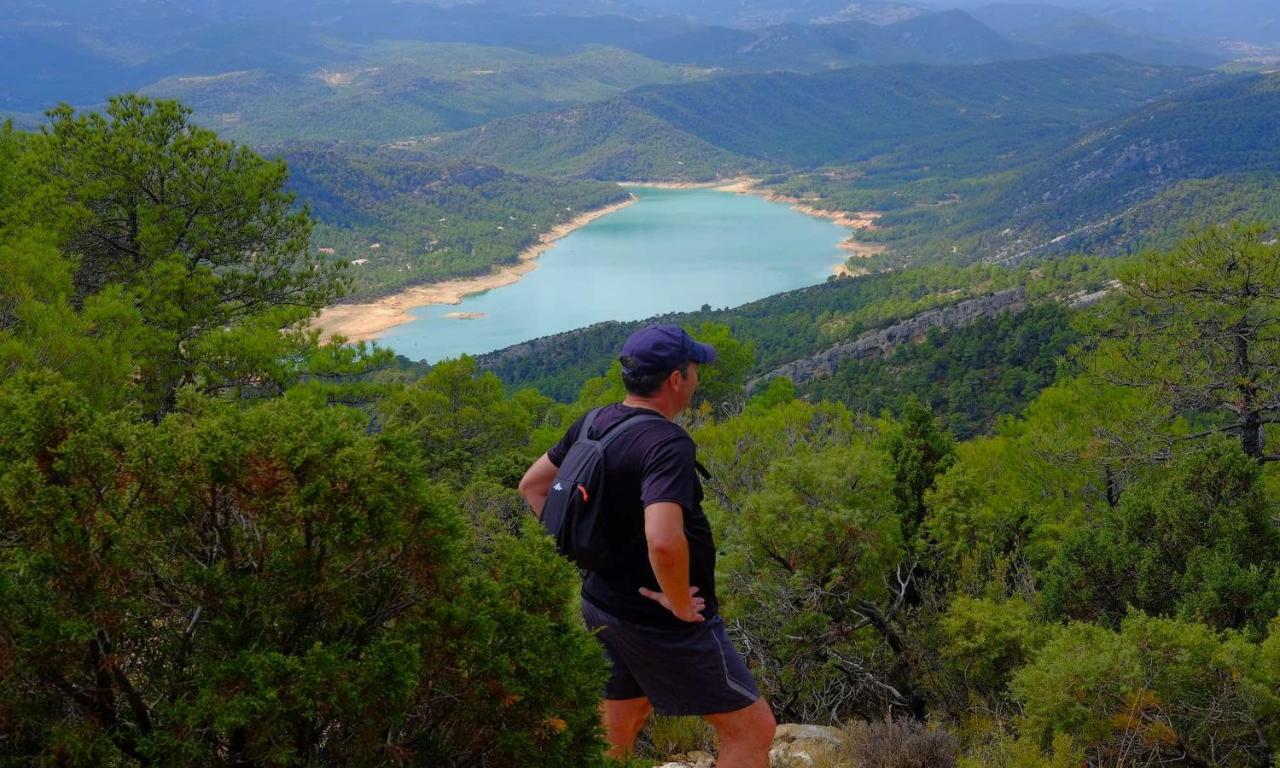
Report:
5,4,1280,765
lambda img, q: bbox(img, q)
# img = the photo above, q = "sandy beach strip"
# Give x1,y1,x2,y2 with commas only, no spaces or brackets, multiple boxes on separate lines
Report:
617,178,751,189
313,195,637,342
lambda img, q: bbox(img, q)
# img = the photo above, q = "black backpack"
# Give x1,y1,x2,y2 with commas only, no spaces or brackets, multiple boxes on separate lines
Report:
540,407,666,571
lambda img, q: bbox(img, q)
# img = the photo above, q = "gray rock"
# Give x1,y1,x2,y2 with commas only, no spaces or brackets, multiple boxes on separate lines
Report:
773,724,844,745
655,722,849,768
770,723,846,766
746,288,1028,392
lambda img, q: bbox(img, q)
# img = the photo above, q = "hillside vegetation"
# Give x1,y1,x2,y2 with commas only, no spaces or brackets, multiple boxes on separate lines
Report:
632,10,1032,71
281,144,631,300
864,71,1280,266
473,256,1113,405
419,55,1207,179
143,43,705,145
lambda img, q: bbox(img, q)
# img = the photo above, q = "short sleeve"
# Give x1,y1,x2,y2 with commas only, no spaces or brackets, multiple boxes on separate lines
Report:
546,413,586,467
640,434,699,512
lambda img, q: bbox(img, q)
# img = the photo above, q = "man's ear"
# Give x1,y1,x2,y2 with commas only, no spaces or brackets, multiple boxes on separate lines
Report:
665,368,683,391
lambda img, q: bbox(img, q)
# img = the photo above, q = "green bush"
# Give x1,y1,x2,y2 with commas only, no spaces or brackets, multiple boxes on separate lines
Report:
1040,439,1280,633
0,373,606,767
939,597,1045,698
1012,614,1280,767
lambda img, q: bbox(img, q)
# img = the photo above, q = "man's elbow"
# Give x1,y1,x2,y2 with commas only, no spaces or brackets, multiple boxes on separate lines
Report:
517,474,542,504
517,474,534,497
646,534,686,561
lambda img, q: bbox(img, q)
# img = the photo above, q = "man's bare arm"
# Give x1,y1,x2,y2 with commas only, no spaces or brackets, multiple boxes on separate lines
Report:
639,501,704,622
518,453,558,518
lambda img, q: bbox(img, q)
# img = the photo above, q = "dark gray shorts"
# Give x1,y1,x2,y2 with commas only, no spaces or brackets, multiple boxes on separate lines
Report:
582,597,761,716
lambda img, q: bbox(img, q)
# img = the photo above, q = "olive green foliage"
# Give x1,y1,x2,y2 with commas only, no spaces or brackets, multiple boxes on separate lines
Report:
285,146,632,301
684,321,755,410
0,374,605,767
636,716,717,760
3,95,347,418
695,394,910,722
957,728,1083,768
1040,439,1280,632
923,373,1179,585
806,304,1080,439
1091,223,1280,462
557,320,750,415
1012,615,1280,767
939,597,1045,697
1,99,608,767
880,398,955,542
379,356,558,488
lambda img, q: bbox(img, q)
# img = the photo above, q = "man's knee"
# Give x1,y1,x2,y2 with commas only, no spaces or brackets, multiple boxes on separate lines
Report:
707,697,776,748
604,697,652,737
747,699,777,747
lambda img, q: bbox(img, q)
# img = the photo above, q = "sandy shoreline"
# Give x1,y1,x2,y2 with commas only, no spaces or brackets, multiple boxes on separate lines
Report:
315,177,884,342
313,196,637,342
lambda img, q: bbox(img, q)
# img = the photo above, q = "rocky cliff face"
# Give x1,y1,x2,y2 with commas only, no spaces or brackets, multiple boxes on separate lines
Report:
746,288,1027,392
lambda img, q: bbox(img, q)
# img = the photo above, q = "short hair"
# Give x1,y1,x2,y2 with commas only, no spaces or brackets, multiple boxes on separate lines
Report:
620,355,688,396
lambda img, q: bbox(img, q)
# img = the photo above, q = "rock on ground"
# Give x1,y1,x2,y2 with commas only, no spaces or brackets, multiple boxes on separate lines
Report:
654,723,846,768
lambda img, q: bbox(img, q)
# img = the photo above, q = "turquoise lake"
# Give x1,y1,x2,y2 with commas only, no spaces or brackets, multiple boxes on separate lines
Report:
379,187,851,362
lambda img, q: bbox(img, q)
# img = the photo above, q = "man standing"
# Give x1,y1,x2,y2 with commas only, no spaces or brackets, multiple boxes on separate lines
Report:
519,325,775,767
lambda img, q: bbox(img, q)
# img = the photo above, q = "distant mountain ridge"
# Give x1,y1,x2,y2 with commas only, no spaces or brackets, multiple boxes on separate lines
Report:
632,10,1032,70
142,44,702,144
968,3,1223,67
418,55,1207,179
2,0,1231,112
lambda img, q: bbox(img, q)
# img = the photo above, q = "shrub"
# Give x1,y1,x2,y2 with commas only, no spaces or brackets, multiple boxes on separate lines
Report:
842,718,959,768
637,716,717,760
1012,614,1279,767
0,373,606,767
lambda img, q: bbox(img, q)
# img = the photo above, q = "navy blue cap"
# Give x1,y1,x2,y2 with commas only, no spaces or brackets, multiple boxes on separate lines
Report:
620,325,717,376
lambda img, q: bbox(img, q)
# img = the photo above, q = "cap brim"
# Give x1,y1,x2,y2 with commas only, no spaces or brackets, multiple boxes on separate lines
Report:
690,340,717,364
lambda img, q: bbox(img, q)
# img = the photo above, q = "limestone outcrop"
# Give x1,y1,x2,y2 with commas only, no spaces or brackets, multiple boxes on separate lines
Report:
746,287,1027,392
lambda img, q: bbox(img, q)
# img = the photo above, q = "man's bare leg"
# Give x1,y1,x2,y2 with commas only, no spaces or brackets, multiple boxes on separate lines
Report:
703,698,776,768
602,697,653,759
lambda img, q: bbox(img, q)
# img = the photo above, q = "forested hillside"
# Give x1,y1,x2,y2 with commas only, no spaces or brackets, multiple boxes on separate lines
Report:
968,3,1223,66
474,255,1113,405
2,93,1279,768
421,55,1207,179
142,44,705,144
864,71,1280,266
280,144,631,300
632,10,1031,71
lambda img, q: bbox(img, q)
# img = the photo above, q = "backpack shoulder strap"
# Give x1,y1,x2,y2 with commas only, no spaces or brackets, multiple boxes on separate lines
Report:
597,412,668,450
579,406,605,441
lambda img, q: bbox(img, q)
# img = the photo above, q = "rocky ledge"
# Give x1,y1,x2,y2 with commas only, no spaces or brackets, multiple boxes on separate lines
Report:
746,287,1027,392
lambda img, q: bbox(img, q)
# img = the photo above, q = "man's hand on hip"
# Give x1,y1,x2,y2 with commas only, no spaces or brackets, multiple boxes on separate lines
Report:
639,585,705,623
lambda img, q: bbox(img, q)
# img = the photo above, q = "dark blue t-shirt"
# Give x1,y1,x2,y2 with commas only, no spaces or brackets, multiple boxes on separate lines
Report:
548,404,718,628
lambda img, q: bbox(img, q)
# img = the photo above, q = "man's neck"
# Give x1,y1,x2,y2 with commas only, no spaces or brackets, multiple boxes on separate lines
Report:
621,395,677,421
